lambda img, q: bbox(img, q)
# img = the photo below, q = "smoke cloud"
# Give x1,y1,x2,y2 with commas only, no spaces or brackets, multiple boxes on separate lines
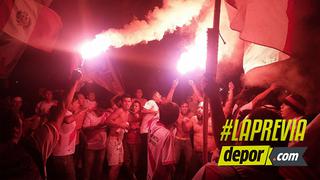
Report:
97,0,207,48
242,0,320,113
93,0,320,112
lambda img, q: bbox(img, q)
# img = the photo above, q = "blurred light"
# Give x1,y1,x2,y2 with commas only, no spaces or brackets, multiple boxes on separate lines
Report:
177,52,196,74
78,35,110,60
176,29,207,74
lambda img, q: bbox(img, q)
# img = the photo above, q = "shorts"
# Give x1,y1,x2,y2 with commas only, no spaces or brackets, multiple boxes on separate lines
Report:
107,136,124,166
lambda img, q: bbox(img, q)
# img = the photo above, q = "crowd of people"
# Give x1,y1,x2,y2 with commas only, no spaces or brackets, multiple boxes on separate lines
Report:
0,70,320,180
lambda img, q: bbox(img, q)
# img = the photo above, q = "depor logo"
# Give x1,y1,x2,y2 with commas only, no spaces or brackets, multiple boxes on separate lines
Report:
218,145,307,166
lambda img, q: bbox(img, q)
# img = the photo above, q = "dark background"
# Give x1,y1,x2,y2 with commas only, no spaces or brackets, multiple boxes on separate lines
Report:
2,0,320,112
4,0,220,108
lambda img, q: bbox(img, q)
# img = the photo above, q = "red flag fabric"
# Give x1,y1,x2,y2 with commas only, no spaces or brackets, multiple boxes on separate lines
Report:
224,0,293,73
82,55,125,95
0,0,61,78
225,0,319,73
242,42,290,73
0,0,62,51
228,0,290,53
0,32,26,78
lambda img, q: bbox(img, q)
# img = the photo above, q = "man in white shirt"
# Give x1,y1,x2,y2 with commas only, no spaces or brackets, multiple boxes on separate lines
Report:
47,111,77,180
147,102,180,180
140,91,162,134
82,107,107,180
140,91,162,179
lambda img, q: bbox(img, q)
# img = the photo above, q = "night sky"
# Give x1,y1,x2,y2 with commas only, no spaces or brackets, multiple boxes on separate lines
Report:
6,0,206,106
6,0,319,109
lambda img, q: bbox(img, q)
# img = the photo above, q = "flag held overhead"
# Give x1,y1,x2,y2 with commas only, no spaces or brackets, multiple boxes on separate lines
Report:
1,0,62,51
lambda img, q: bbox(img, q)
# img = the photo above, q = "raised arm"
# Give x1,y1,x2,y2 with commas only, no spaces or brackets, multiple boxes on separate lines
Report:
189,80,204,102
166,79,179,102
53,70,82,130
251,83,278,108
26,69,82,172
223,82,235,118
141,101,158,114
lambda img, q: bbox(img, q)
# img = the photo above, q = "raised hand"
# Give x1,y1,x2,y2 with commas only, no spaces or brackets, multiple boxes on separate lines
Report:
172,79,179,88
71,69,83,82
270,82,279,90
188,80,195,86
228,81,235,91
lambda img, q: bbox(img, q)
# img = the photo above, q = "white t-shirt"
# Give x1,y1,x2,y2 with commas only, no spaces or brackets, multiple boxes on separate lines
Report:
82,112,107,150
52,121,77,156
140,100,159,134
147,121,175,180
82,111,106,127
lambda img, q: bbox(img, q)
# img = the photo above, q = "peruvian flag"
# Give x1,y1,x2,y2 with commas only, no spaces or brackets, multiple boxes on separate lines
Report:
0,0,62,51
0,33,26,78
225,0,309,73
229,0,291,53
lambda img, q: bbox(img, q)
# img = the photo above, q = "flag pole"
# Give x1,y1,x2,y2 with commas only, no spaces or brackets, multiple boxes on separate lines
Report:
203,0,221,164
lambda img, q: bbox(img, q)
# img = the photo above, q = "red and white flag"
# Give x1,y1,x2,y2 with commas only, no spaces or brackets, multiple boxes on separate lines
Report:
82,55,125,95
242,42,290,73
230,0,290,52
0,0,61,78
225,0,296,73
0,0,62,51
0,32,26,78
